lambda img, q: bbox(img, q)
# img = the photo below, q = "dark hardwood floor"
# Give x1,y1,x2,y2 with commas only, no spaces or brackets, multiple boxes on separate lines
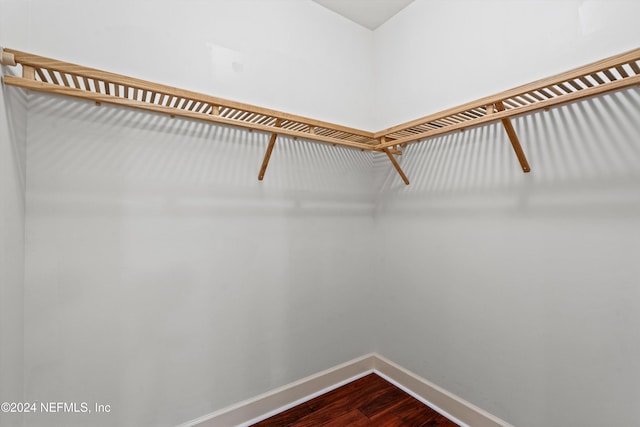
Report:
251,373,459,426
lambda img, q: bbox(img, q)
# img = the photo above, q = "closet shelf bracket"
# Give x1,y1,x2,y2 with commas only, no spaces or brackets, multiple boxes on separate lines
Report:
381,137,410,185
258,119,282,181
494,101,531,173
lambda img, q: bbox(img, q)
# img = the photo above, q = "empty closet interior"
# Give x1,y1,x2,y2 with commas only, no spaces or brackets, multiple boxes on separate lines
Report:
1,1,639,426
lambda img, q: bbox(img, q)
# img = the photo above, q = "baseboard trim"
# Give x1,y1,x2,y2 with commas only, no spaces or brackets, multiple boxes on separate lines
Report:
179,353,512,427
372,354,513,427
178,353,376,427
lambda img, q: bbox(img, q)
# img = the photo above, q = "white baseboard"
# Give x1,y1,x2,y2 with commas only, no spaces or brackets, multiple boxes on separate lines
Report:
372,354,513,427
178,353,376,427
179,353,512,427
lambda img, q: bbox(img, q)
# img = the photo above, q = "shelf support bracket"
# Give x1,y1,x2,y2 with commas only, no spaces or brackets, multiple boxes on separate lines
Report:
494,101,531,173
381,137,409,185
258,119,282,181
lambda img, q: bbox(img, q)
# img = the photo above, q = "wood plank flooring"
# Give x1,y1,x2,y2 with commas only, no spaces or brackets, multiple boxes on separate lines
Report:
251,373,459,426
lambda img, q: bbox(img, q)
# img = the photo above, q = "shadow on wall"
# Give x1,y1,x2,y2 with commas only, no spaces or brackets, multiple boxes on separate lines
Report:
22,91,377,426
374,87,640,219
26,92,375,219
3,81,28,194
0,66,28,427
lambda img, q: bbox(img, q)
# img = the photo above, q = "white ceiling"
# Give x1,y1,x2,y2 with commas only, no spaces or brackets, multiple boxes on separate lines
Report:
312,0,415,30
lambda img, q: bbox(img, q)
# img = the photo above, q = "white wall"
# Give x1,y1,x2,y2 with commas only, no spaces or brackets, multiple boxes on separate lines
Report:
0,85,28,427
23,96,375,427
18,1,376,426
0,1,29,426
373,1,640,426
373,0,640,129
25,0,375,130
